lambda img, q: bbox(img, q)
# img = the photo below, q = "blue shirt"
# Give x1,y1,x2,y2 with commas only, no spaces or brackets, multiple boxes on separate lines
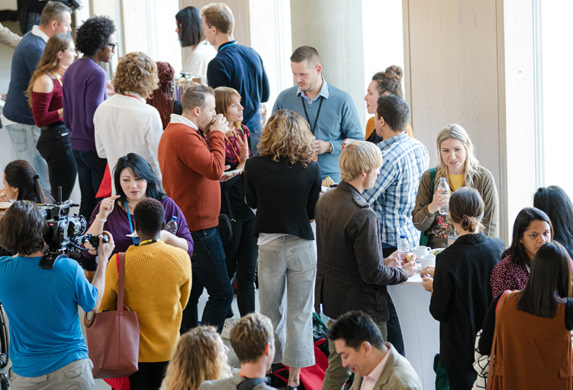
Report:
207,41,270,134
273,80,363,182
3,28,47,124
363,133,429,248
0,255,97,377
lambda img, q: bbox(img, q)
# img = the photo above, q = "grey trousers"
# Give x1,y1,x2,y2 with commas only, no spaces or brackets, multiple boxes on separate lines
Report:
10,358,94,390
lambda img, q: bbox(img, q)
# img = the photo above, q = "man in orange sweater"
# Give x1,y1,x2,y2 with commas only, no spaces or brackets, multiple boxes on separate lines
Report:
158,84,233,333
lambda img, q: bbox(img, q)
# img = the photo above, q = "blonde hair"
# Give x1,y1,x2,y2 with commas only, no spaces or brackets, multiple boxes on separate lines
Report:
113,52,159,99
160,326,230,390
435,124,480,189
214,86,241,129
339,141,382,182
230,312,274,364
258,109,315,167
201,3,234,35
27,33,73,108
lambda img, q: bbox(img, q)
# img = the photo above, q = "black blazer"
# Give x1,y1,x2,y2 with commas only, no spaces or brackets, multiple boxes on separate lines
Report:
430,232,504,370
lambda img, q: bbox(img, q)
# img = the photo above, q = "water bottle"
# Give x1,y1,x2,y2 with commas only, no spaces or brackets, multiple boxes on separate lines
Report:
165,216,178,234
436,178,449,215
397,234,410,266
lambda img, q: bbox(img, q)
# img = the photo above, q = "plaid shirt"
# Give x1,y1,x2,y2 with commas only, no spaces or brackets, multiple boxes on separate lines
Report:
363,133,429,248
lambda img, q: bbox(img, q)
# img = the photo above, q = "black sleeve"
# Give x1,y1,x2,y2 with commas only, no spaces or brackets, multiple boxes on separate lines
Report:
478,292,504,354
565,298,573,330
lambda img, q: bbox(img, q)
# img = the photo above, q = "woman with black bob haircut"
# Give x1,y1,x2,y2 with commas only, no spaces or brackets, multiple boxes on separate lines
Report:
479,241,573,389
0,160,51,204
533,185,573,258
427,187,504,390
83,153,193,271
175,6,215,81
490,207,556,297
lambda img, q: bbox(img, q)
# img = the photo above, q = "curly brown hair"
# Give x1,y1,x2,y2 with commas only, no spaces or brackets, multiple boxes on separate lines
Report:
258,109,315,167
113,52,159,99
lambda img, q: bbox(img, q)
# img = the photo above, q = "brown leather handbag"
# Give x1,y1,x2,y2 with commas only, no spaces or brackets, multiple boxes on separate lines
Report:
84,253,140,378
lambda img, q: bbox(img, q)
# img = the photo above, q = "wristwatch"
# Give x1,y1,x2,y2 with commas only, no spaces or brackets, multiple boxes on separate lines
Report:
328,142,333,154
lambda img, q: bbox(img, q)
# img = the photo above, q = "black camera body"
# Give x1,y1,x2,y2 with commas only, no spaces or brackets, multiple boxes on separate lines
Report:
38,201,106,269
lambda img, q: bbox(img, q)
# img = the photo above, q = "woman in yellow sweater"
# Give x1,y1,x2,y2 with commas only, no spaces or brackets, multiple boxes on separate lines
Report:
364,65,413,142
100,198,192,389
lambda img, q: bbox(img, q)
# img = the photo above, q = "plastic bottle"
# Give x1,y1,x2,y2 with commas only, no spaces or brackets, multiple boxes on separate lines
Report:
437,178,449,215
165,216,178,234
397,234,410,265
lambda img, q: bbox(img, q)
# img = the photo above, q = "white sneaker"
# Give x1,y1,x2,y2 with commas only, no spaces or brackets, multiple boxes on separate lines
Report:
221,317,238,339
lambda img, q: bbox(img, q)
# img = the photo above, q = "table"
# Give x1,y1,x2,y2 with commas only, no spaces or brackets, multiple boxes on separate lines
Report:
388,272,440,390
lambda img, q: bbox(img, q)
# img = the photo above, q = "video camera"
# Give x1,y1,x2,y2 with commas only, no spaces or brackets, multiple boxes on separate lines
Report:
38,200,108,269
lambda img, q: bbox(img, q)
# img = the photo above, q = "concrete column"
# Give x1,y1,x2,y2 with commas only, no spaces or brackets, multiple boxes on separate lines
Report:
289,0,366,126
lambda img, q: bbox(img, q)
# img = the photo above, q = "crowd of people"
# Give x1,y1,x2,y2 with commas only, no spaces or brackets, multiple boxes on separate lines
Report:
1,2,573,390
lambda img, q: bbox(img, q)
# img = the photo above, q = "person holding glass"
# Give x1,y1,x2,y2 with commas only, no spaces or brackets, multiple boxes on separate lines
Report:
244,109,321,389
426,188,504,390
412,124,499,248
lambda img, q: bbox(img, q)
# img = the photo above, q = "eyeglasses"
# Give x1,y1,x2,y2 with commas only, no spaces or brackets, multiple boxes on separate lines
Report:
106,42,117,51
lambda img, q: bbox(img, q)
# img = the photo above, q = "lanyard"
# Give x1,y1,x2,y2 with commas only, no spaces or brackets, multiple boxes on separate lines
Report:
218,41,237,52
300,95,324,134
138,238,157,246
125,201,138,245
53,73,62,86
124,93,144,103
224,126,246,163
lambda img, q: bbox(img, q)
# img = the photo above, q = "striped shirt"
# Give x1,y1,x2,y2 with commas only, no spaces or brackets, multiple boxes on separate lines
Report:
363,133,429,248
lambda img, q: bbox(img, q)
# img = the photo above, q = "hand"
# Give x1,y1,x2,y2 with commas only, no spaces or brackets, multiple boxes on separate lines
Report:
220,165,240,182
420,266,435,278
422,276,434,292
209,114,229,134
402,260,416,276
0,189,8,202
312,139,332,155
237,133,249,162
97,231,115,263
341,138,353,151
384,250,400,267
97,195,120,220
106,80,115,96
428,189,450,214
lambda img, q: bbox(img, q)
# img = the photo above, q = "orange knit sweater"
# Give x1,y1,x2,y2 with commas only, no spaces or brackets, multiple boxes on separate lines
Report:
100,240,192,362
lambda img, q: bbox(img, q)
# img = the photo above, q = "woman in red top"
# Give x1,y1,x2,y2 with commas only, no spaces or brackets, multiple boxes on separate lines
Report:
27,33,77,201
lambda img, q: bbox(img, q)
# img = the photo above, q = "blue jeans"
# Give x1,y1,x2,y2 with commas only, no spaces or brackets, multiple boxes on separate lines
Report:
5,122,50,193
73,150,107,219
182,227,233,333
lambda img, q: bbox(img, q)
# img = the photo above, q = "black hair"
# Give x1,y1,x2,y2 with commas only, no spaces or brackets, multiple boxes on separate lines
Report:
0,201,47,255
517,242,572,317
76,16,115,56
376,94,410,132
176,6,203,48
503,207,553,267
534,186,573,259
328,311,384,351
133,198,164,237
113,153,166,203
4,160,50,203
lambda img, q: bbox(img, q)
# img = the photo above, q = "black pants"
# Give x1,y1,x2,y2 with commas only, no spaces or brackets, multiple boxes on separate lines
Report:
224,218,258,316
129,361,168,390
72,149,107,219
446,369,476,390
37,123,77,201
382,245,405,356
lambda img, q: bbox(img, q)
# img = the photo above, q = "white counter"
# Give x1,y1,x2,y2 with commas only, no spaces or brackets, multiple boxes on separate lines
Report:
388,272,440,390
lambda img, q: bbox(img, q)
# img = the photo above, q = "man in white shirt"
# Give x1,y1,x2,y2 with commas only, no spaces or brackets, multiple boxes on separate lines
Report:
329,311,421,390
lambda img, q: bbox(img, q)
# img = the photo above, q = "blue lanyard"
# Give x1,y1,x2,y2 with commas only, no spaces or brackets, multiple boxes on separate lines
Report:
218,40,237,52
125,201,138,245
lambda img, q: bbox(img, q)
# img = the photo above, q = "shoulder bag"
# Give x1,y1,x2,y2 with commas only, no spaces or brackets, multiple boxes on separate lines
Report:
84,253,140,378
419,168,436,246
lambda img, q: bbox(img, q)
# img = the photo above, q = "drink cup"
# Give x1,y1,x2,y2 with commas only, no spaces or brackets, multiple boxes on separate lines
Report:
413,246,431,258
421,253,436,269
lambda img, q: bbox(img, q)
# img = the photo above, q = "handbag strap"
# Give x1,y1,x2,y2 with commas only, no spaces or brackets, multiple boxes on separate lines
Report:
116,253,127,312
429,167,436,192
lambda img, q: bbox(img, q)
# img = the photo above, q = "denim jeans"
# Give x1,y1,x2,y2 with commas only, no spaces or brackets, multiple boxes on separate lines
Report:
224,218,258,316
36,124,77,201
72,150,107,219
10,358,94,390
5,122,50,193
182,227,233,333
258,235,316,368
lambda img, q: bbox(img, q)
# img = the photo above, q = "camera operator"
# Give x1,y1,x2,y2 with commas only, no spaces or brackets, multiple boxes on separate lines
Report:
0,200,114,389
